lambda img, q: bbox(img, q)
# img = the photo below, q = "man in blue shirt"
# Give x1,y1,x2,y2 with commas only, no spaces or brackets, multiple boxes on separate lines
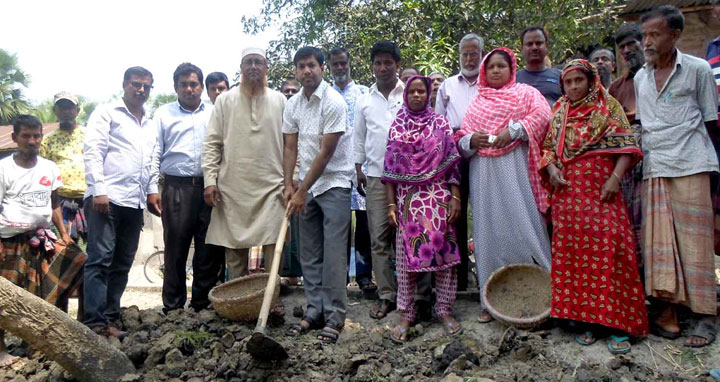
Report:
152,63,225,313
516,26,562,107
83,66,160,338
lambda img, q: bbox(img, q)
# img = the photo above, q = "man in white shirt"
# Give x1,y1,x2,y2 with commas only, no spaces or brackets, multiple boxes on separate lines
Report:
83,66,160,339
283,46,352,344
152,63,225,314
435,33,484,295
0,115,83,367
354,41,406,319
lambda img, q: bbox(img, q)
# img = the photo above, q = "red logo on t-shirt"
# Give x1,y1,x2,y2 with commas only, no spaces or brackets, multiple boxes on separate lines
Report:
39,176,51,186
57,175,62,181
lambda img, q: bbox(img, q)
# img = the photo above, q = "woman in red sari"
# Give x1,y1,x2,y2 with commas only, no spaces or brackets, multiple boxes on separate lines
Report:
540,59,648,354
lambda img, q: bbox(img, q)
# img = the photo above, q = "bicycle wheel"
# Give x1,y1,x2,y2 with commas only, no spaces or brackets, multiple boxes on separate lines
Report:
144,250,165,284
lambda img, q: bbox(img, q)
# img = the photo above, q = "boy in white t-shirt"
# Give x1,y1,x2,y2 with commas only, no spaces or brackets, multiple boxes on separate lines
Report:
0,115,85,367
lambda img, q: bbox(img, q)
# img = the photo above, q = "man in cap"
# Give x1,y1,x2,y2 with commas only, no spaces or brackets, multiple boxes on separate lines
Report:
40,92,89,248
152,63,225,313
203,48,287,292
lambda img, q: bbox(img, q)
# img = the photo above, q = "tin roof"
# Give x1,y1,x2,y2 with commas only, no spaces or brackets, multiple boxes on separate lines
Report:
0,123,60,150
620,0,713,15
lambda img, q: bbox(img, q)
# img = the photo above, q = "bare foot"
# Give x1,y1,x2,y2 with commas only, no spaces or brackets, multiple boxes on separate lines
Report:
440,315,462,336
655,305,680,334
0,351,18,368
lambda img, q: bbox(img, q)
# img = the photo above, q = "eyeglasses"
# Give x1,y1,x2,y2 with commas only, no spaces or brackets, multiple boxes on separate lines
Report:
461,52,480,59
129,81,154,91
242,59,266,67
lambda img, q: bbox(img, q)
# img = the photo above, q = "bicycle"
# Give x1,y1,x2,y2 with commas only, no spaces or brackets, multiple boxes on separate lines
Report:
143,249,194,284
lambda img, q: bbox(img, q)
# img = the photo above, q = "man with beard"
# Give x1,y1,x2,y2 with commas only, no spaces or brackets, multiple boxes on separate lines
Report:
83,66,160,338
354,41,407,320
40,92,88,247
609,23,645,254
328,47,375,295
516,26,562,106
435,33,484,295
283,46,352,344
635,5,718,348
152,63,225,313
280,79,300,99
203,48,287,294
589,47,616,88
205,72,229,104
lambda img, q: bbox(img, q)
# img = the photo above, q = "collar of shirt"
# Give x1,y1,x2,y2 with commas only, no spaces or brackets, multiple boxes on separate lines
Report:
456,73,478,87
112,99,149,124
643,48,684,73
176,100,206,114
369,79,404,97
333,80,356,95
302,80,330,102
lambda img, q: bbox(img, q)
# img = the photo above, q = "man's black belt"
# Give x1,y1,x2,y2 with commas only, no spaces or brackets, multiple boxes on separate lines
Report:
164,174,204,187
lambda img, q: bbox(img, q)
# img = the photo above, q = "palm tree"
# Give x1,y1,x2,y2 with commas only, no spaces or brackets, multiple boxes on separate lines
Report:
0,49,31,125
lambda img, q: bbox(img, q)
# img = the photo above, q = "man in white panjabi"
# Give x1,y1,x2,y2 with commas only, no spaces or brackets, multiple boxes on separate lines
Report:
202,47,287,281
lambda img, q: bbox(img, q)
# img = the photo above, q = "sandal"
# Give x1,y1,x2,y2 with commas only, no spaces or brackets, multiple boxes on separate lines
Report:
477,309,494,323
709,368,720,380
369,299,395,320
608,335,631,355
317,322,343,344
575,331,597,346
285,317,321,337
440,315,463,336
390,325,410,344
685,320,716,348
650,321,681,339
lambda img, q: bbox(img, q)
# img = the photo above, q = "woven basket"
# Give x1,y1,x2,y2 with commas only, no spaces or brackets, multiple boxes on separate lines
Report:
209,273,280,322
482,264,551,330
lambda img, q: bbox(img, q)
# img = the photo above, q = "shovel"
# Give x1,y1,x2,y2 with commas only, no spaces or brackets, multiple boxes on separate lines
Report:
246,215,290,361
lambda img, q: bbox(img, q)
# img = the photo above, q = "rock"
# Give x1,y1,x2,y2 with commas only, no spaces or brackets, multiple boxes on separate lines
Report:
446,354,467,373
379,361,392,376
125,343,150,367
198,310,218,324
119,373,142,382
342,354,368,374
607,357,623,371
354,364,376,382
440,373,464,382
434,343,448,360
144,332,176,368
370,330,384,345
164,348,185,378
209,341,224,359
140,309,163,331
122,306,143,331
28,371,51,382
220,332,235,348
414,324,424,335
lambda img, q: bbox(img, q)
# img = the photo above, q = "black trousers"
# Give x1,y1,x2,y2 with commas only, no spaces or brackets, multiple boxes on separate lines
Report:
161,176,225,312
456,159,470,290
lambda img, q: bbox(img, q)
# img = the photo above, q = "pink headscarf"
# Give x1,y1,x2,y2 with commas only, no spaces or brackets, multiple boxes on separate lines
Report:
455,47,552,214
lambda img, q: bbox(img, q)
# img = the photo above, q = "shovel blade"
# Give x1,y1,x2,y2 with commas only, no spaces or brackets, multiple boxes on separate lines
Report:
247,332,288,361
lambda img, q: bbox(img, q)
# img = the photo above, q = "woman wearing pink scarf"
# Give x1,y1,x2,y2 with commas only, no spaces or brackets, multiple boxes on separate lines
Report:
455,47,553,323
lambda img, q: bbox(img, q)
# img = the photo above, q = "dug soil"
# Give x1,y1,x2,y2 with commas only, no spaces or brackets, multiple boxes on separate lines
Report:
1,288,718,382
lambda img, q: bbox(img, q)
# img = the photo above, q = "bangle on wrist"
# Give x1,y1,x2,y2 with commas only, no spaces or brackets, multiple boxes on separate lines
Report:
611,172,622,181
451,195,461,202
388,203,396,208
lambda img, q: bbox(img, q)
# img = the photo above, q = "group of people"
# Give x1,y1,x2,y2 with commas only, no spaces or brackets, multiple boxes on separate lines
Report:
1,3,719,367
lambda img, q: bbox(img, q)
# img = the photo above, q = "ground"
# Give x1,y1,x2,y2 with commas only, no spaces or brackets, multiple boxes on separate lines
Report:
0,283,718,382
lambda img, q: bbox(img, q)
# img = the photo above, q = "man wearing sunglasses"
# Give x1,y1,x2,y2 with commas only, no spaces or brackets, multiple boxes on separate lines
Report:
82,66,160,339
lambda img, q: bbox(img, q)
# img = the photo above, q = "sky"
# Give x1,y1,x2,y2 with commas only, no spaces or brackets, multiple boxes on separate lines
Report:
3,0,279,105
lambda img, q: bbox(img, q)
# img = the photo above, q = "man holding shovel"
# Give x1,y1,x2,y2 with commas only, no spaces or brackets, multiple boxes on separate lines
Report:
202,47,287,314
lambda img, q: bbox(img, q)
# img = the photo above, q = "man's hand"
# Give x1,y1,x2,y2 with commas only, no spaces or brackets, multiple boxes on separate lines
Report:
92,195,110,214
470,132,491,150
547,164,568,188
601,173,621,202
204,186,222,207
286,188,308,217
60,232,75,246
147,193,162,216
0,241,5,262
492,128,512,149
356,166,367,197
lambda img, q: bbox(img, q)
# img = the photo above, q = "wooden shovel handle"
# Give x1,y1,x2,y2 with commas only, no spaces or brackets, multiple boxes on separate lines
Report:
254,215,290,333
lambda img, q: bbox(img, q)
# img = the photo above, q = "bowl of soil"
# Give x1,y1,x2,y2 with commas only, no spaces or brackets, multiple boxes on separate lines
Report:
209,273,280,322
482,264,551,329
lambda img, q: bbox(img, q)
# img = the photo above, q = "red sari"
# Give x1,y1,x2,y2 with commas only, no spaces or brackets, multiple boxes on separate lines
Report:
540,60,648,337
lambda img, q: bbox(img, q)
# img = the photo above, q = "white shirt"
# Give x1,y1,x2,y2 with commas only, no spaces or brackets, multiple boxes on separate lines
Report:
84,99,159,209
353,80,404,177
282,80,353,197
435,74,478,131
0,156,62,238
152,101,212,178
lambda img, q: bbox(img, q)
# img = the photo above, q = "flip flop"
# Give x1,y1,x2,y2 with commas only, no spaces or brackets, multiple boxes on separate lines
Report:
575,331,597,346
441,316,463,336
608,335,631,355
369,299,395,320
390,325,410,344
709,368,720,380
285,318,321,337
477,309,494,323
685,321,716,348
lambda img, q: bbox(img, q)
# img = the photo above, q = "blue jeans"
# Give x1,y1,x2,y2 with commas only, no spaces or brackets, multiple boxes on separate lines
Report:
83,198,144,328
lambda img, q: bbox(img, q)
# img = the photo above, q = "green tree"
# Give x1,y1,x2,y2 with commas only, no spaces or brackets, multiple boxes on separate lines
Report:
31,95,98,125
148,93,178,118
242,0,623,88
0,49,32,125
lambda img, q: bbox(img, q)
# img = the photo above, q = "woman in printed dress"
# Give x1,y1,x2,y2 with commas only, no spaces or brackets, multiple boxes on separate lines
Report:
382,75,463,343
455,47,553,323
540,59,648,354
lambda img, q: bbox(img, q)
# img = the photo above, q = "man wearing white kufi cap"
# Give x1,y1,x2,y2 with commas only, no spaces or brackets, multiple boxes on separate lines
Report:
202,47,287,285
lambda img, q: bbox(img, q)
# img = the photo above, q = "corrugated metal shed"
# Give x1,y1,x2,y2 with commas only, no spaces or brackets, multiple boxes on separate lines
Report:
0,123,60,150
620,0,713,15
